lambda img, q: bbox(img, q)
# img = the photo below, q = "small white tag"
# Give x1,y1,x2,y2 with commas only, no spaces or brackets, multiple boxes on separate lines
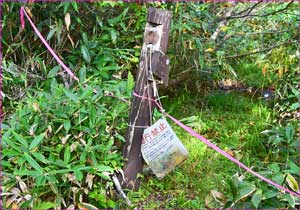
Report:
141,118,188,179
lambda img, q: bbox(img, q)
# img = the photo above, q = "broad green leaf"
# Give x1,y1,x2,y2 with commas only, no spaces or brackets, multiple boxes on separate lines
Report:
251,190,262,208
29,133,45,150
282,194,295,207
49,159,69,168
63,120,71,132
262,190,279,200
79,66,86,82
34,202,56,210
96,165,113,172
290,102,300,110
32,152,48,164
285,124,294,142
63,88,78,102
64,146,71,164
82,32,88,44
80,151,87,163
2,149,19,157
286,173,299,192
24,152,43,173
48,169,72,175
46,28,56,41
71,2,79,12
36,175,47,186
74,169,83,182
49,182,59,194
73,166,93,171
110,30,117,44
90,151,98,165
12,131,28,148
50,78,58,94
268,163,280,173
3,134,21,152
286,160,300,175
127,71,134,90
62,2,70,14
101,66,120,71
79,86,93,100
99,70,110,79
237,182,256,201
81,45,91,63
89,106,97,127
14,170,42,176
47,66,60,78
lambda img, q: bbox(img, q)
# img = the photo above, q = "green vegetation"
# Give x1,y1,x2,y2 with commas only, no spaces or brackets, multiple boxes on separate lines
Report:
128,90,298,209
2,2,300,209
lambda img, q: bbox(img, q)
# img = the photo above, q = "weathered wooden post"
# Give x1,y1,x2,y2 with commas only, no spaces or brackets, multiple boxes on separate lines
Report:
121,8,172,190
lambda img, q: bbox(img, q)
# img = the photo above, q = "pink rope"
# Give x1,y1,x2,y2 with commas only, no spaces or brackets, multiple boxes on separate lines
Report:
133,92,300,198
20,7,79,82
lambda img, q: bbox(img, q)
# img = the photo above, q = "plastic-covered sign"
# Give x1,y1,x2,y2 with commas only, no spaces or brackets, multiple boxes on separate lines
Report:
141,118,188,179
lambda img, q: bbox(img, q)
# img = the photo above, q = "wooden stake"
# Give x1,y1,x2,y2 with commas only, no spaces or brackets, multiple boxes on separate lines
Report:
121,8,172,190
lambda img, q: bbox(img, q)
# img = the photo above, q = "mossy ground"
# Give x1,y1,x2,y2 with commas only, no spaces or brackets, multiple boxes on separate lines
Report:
125,89,274,209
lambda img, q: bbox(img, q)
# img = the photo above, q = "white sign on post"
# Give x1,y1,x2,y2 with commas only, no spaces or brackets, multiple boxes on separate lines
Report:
141,118,188,179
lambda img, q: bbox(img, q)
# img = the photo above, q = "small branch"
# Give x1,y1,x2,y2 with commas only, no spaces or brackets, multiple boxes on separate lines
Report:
238,29,291,36
233,1,263,16
209,40,296,62
210,3,237,41
104,91,130,104
223,1,263,20
224,0,294,20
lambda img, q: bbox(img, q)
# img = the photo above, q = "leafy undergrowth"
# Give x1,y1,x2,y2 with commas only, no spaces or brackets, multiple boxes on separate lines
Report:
2,78,132,209
125,90,299,209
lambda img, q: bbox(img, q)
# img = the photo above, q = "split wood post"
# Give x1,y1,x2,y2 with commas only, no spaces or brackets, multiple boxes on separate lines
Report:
121,8,172,190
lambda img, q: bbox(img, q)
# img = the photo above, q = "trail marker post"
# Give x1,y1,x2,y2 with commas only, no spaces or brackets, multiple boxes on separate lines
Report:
121,8,172,190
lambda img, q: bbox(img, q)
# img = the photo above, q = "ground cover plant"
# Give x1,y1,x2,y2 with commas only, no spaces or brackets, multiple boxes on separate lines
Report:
1,1,300,209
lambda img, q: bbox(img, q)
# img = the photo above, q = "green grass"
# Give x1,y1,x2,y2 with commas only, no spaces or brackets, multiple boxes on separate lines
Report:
127,90,274,208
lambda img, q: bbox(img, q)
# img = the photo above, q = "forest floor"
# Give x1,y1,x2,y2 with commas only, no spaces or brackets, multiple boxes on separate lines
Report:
125,88,274,208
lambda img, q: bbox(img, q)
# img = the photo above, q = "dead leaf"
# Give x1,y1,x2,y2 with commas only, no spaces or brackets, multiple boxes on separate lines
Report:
32,102,40,112
86,173,95,189
205,48,214,53
24,7,33,18
70,142,78,152
61,134,71,145
78,202,99,210
262,65,267,76
67,34,75,48
65,13,71,31
278,68,283,78
11,202,19,210
16,176,28,193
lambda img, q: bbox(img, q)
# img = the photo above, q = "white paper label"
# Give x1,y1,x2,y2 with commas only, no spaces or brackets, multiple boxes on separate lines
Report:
141,118,188,179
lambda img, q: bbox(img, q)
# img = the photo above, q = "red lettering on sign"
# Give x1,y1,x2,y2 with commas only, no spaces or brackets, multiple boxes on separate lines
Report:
159,122,167,132
151,128,160,138
143,133,152,143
